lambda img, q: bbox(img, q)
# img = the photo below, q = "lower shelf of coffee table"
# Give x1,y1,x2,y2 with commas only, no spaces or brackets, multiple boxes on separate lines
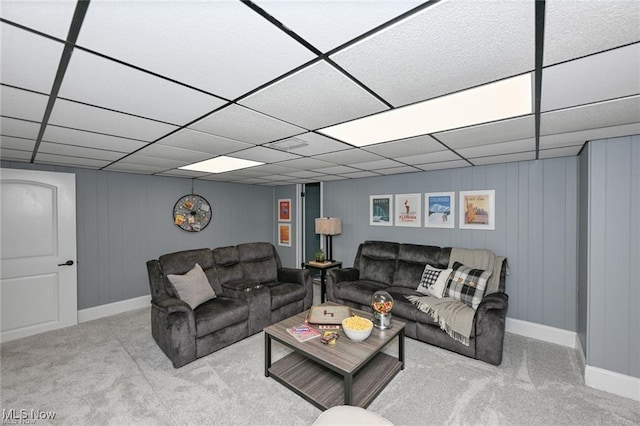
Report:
268,350,402,410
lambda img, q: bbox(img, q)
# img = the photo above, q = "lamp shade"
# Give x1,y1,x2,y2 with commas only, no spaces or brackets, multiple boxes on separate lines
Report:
315,217,342,236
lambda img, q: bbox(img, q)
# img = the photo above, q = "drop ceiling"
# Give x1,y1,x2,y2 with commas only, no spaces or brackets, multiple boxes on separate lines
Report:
1,0,639,185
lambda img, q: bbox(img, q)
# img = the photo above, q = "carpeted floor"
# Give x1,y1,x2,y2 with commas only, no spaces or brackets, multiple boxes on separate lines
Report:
1,306,638,425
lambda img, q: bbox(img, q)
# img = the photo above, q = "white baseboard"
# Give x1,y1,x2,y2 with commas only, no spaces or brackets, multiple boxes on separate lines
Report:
585,366,640,402
575,335,586,371
505,317,577,348
78,295,151,323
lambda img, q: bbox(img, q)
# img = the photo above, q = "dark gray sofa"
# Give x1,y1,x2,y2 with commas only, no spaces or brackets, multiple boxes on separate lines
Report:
326,240,508,365
146,242,312,367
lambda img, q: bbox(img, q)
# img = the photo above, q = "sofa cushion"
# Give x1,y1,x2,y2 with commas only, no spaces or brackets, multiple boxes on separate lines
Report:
357,241,398,284
193,296,249,337
237,243,278,283
213,246,245,284
333,280,388,306
166,263,217,309
267,282,306,310
417,265,452,298
445,262,492,309
159,249,216,296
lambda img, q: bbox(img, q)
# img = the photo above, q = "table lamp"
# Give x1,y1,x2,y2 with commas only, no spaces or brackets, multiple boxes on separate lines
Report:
315,217,342,262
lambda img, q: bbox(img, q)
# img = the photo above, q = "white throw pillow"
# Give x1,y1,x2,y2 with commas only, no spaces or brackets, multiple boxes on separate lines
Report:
416,264,453,298
167,263,216,309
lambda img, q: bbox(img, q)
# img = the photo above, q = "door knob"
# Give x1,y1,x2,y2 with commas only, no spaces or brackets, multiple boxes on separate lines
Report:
58,260,74,266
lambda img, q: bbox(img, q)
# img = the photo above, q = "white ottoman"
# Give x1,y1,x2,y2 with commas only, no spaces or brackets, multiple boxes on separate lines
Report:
312,406,394,426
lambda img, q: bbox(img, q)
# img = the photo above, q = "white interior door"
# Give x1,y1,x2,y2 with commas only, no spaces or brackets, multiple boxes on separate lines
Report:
1,168,77,343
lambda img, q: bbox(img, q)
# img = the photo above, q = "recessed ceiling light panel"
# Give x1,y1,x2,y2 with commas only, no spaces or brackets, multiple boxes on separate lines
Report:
318,73,533,147
179,156,264,173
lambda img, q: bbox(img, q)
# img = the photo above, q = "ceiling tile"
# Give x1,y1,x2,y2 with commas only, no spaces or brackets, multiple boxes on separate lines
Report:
313,165,360,174
43,125,148,152
157,129,252,155
232,177,272,185
0,0,77,39
434,115,535,149
0,23,65,93
396,149,461,165
245,164,296,176
38,142,123,161
260,174,294,181
135,144,214,163
34,153,111,169
415,160,470,171
118,154,186,169
314,148,383,165
538,145,583,159
0,135,35,151
331,0,534,106
48,99,178,141
156,169,211,178
0,86,48,122
541,44,640,112
267,132,352,156
362,134,444,157
338,171,381,179
59,50,227,126
275,157,336,170
540,123,640,150
240,61,388,129
0,117,40,140
190,105,305,144
316,175,348,182
103,163,168,174
282,170,326,179
1,147,32,161
76,0,315,99
456,139,535,159
231,146,300,163
544,0,640,66
375,166,421,176
541,96,640,135
351,159,404,170
470,152,536,166
254,0,423,53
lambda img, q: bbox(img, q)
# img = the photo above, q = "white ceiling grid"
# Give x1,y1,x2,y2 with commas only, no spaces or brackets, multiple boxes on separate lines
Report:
1,0,639,183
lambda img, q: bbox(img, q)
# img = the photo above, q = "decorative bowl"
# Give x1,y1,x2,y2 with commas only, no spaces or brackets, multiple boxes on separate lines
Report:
341,316,373,342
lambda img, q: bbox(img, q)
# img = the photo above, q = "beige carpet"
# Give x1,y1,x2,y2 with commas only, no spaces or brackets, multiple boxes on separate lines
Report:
1,307,638,425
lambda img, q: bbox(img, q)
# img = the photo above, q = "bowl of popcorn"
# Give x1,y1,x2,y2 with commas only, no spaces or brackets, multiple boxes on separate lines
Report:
341,315,374,342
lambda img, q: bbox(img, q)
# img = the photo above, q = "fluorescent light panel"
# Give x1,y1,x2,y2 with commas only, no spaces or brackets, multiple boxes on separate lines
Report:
179,156,263,173
319,73,533,147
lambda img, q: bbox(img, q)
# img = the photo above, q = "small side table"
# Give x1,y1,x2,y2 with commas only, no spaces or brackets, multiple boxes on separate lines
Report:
303,260,342,303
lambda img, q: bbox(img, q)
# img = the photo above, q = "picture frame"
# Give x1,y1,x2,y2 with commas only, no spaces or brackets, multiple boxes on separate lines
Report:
394,193,421,227
369,194,393,226
278,199,291,222
424,192,455,229
459,190,495,230
278,223,291,246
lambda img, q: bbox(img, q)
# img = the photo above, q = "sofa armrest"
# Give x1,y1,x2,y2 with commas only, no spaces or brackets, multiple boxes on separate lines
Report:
152,295,193,316
474,292,509,365
279,267,313,309
150,295,197,367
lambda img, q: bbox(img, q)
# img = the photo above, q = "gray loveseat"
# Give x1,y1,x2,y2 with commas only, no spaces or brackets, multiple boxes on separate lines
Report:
326,240,508,365
147,242,312,367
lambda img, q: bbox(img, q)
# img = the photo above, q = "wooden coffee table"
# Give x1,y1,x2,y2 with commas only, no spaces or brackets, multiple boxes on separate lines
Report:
264,302,405,410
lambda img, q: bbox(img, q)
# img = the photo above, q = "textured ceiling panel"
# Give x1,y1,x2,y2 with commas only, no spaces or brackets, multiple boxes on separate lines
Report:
434,115,535,149
544,0,640,66
254,0,423,53
0,24,64,93
0,0,77,39
282,170,326,179
375,166,421,175
48,99,177,141
59,50,227,126
538,145,583,159
0,136,35,152
269,133,352,156
362,134,444,157
118,154,186,169
103,163,169,174
540,123,640,150
275,157,336,170
456,139,535,159
541,44,640,112
415,160,470,171
331,0,534,107
157,169,211,178
313,148,382,165
0,117,40,140
339,171,380,179
395,150,461,165
135,144,215,163
35,153,111,169
541,96,640,136
471,152,536,166
1,147,31,161
37,142,123,161
76,0,315,99
43,126,148,152
230,146,301,163
190,105,305,145
344,158,403,170
0,86,48,122
313,165,360,174
157,129,252,155
240,61,388,129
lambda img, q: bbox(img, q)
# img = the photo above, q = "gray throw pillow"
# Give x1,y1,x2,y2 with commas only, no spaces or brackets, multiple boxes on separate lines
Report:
167,263,216,309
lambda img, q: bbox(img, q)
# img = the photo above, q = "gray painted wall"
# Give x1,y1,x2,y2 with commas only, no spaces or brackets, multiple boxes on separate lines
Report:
1,161,274,309
577,147,589,356
323,157,579,331
584,136,639,378
274,185,298,268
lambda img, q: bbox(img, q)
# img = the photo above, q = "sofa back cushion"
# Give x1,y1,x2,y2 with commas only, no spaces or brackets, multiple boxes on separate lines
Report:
392,244,449,289
159,248,222,295
357,241,399,284
212,246,245,284
237,242,278,284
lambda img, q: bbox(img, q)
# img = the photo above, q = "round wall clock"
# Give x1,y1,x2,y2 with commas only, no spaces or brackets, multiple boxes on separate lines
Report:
173,194,212,232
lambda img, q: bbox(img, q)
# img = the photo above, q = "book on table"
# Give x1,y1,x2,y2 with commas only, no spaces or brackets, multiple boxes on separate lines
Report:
286,323,321,342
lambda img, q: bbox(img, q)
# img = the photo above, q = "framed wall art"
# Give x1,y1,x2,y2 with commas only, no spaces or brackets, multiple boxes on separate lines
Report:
395,193,421,227
173,194,212,232
278,199,291,222
278,223,291,246
424,192,455,229
459,190,495,230
369,194,393,226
